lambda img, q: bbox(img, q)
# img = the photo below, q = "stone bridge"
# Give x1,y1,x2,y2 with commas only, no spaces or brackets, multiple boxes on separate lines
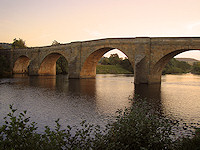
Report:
1,37,200,84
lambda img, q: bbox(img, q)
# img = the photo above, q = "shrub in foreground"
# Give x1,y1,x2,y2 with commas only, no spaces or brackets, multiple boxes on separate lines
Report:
0,105,97,149
93,99,178,150
177,128,200,150
0,98,197,149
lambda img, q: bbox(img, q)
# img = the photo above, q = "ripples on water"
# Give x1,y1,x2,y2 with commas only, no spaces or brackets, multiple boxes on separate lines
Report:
0,74,200,133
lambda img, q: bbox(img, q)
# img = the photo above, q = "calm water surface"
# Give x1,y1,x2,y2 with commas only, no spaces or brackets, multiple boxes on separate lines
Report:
0,74,200,131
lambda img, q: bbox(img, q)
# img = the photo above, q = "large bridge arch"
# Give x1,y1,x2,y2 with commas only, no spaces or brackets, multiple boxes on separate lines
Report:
149,49,200,84
80,46,134,78
80,47,113,78
79,39,135,78
38,52,69,75
142,37,200,84
13,55,30,74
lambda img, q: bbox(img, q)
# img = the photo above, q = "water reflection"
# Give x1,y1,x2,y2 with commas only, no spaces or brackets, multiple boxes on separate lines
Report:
13,74,58,89
68,79,96,96
0,74,134,130
13,75,97,96
134,84,163,112
161,74,200,122
95,74,133,115
1,74,200,132
134,84,161,100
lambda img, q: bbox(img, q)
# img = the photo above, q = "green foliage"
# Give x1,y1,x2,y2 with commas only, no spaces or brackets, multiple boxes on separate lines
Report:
1,97,190,149
94,98,179,150
0,104,99,150
0,43,12,49
178,128,200,149
55,53,133,75
162,58,191,74
11,38,27,49
100,57,110,65
0,55,10,76
96,65,132,74
108,53,121,65
0,45,4,49
191,62,200,74
0,105,40,149
120,58,134,73
56,56,68,74
99,54,121,65
99,54,134,73
52,40,60,46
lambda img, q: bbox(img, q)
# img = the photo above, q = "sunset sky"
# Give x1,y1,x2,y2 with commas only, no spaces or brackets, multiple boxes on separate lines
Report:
1,0,200,59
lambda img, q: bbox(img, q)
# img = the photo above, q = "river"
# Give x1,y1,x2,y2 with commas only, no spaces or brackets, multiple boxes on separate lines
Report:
0,74,200,132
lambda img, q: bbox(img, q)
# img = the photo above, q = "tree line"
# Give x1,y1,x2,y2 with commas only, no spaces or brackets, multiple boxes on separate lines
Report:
99,54,200,75
163,58,200,75
191,62,200,74
99,54,134,73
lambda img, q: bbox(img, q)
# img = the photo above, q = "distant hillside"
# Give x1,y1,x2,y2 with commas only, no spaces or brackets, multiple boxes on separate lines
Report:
0,43,12,49
176,58,200,65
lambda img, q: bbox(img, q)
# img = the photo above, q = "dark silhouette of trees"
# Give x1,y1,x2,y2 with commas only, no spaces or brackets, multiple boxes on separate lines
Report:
162,58,191,74
99,54,134,73
0,55,10,76
0,45,4,50
11,38,27,49
56,56,68,74
52,40,60,46
120,58,134,72
191,62,200,74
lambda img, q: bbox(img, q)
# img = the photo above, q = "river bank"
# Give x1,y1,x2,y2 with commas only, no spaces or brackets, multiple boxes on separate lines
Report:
96,65,133,74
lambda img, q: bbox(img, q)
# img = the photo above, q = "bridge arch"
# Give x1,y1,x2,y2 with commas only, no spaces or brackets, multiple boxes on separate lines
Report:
80,47,134,78
38,52,68,75
13,55,30,74
150,49,200,83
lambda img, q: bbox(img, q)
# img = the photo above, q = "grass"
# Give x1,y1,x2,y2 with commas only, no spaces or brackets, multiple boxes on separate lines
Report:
96,65,132,74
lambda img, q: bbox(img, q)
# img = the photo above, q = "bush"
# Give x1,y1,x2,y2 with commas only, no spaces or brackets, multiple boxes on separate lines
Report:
11,38,27,49
191,62,200,74
0,105,99,150
93,98,178,150
56,56,68,75
96,65,132,74
162,58,191,74
1,97,195,150
0,55,10,77
177,127,200,150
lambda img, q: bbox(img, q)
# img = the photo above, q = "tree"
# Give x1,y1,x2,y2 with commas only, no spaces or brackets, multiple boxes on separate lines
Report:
99,57,110,65
56,56,68,74
191,62,200,74
162,58,191,74
52,40,60,46
0,45,4,50
108,53,121,65
120,58,134,73
98,54,134,73
11,38,27,49
0,55,10,76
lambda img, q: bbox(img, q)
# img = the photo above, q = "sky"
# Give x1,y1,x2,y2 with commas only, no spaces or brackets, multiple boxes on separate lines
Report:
1,0,200,60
